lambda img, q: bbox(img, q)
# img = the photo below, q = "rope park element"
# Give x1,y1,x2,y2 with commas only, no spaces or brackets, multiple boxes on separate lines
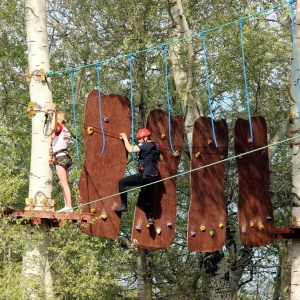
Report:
45,1,294,79
47,0,295,155
96,62,106,156
200,32,218,148
162,44,177,155
70,68,79,156
71,133,299,212
239,18,254,143
128,54,135,160
289,0,300,120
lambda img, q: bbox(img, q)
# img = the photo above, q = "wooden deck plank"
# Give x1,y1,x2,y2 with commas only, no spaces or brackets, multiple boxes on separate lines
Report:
234,117,275,247
187,117,228,252
131,109,184,250
78,91,131,238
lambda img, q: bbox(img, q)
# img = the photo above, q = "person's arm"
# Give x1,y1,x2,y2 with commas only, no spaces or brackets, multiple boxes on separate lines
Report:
120,133,140,152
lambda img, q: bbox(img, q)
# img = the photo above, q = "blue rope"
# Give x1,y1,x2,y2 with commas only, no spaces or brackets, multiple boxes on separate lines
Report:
46,2,291,78
239,19,254,142
201,32,218,147
162,44,176,154
289,1,300,120
70,68,79,156
129,54,135,161
96,62,106,156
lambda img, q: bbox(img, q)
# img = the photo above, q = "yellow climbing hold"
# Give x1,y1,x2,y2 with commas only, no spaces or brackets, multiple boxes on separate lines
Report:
200,226,206,232
87,126,94,134
219,223,224,228
195,152,201,158
173,151,179,157
90,207,96,213
259,224,264,230
100,214,107,220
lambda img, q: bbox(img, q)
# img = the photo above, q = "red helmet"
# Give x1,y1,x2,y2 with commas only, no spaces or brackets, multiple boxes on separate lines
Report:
136,128,151,139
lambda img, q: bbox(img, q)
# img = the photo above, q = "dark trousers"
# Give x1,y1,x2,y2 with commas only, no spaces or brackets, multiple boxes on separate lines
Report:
118,173,157,218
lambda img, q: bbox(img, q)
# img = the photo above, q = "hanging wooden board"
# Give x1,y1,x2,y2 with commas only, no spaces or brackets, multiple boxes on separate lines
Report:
187,117,228,252
234,116,275,247
131,109,184,250
78,90,131,238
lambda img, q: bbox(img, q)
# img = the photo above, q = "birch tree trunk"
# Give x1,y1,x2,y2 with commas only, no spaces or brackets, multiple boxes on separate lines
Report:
22,1,54,298
168,0,201,153
137,249,152,300
290,1,300,299
167,1,233,298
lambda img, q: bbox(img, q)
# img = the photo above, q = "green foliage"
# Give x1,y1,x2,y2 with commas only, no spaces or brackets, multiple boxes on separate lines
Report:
0,0,296,299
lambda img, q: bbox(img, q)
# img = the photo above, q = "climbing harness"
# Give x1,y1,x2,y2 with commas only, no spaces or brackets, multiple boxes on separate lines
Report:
162,44,177,155
129,54,135,160
239,19,254,142
70,68,79,156
96,62,106,156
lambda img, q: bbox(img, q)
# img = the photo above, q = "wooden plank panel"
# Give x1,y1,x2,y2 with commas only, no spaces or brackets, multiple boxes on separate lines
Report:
187,117,228,252
78,90,131,238
131,109,184,250
234,116,275,247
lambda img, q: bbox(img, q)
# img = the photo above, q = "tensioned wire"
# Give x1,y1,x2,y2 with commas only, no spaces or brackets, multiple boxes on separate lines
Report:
70,133,299,212
45,1,293,78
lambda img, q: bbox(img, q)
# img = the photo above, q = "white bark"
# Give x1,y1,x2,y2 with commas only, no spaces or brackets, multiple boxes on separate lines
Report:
268,118,289,159
26,0,53,210
22,228,54,300
23,1,54,298
168,0,201,152
290,1,300,299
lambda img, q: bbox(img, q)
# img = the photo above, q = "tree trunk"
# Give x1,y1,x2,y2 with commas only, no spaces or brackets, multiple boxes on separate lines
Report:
137,249,152,300
23,0,54,298
167,1,234,299
168,0,201,153
290,1,300,299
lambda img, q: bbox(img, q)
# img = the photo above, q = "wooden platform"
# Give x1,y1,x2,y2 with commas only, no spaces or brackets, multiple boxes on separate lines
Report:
78,91,131,238
187,117,228,252
234,116,275,247
275,227,300,239
2,210,94,227
131,109,184,250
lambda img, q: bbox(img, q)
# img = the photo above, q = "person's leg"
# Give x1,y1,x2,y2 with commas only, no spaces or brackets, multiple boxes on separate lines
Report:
56,164,72,210
117,173,144,211
140,176,157,223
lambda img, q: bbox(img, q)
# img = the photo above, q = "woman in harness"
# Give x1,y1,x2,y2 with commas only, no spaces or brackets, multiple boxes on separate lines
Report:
115,128,163,225
50,110,73,213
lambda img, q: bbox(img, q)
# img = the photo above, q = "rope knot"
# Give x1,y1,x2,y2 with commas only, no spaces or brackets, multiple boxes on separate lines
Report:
46,70,53,77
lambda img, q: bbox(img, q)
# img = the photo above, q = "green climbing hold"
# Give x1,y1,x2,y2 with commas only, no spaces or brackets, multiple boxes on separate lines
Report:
209,230,214,237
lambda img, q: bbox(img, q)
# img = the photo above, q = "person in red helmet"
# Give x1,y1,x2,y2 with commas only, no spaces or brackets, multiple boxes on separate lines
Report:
115,128,163,225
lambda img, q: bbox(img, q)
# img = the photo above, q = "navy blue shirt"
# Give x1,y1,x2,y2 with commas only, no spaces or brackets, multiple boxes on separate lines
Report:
137,142,160,175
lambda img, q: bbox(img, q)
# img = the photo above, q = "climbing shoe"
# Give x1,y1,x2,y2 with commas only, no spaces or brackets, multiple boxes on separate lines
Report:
56,206,73,213
115,204,128,212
